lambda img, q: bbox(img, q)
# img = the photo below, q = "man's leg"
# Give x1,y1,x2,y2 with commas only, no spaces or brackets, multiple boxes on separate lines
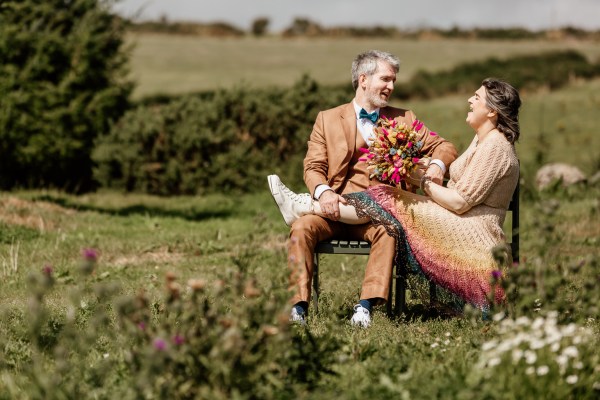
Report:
288,214,341,307
345,223,395,327
356,223,396,301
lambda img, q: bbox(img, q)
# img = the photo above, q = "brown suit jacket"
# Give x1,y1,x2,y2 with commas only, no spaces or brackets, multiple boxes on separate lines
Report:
303,102,458,197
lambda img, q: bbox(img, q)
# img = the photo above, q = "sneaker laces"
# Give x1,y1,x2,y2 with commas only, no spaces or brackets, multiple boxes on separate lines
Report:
279,182,313,212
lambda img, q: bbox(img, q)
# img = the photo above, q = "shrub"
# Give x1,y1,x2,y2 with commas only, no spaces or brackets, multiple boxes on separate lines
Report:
93,76,350,195
399,50,600,100
0,0,132,192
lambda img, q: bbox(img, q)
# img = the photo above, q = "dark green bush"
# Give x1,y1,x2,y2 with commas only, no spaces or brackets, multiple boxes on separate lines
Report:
399,50,600,100
93,76,350,195
0,0,132,192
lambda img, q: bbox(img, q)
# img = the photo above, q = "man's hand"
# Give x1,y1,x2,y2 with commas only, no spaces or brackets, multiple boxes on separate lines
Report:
318,190,347,221
424,163,444,185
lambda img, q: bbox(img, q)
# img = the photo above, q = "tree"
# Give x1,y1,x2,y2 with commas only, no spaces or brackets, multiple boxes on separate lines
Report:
251,17,270,36
0,0,132,192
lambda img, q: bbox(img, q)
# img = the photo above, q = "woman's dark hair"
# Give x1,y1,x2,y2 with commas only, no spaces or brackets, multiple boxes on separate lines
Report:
482,78,521,144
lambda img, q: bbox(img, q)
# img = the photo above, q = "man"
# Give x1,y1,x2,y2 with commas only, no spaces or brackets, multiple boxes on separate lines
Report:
269,50,458,327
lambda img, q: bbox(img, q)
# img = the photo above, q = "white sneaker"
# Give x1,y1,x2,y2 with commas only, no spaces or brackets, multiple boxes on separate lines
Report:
289,308,306,325
350,305,371,328
267,175,314,226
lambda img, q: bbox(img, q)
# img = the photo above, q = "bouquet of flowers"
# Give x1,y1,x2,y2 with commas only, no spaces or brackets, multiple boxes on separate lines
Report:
359,117,429,186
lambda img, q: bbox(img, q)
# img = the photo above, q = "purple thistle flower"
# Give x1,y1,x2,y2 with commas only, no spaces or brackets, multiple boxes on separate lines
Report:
82,248,98,262
153,338,167,351
138,321,146,331
491,270,502,280
172,334,185,346
42,265,53,276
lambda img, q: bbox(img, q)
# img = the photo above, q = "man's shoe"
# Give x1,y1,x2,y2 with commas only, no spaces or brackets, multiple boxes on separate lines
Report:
289,308,307,325
350,305,371,328
267,175,314,226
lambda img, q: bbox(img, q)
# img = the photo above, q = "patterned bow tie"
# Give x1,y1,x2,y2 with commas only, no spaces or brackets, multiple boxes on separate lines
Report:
359,108,379,123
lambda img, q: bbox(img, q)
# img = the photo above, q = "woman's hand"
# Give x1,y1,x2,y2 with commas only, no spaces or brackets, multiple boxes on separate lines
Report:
406,157,430,187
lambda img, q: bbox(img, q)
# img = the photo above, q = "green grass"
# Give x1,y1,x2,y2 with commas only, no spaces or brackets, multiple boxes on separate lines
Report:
127,34,600,98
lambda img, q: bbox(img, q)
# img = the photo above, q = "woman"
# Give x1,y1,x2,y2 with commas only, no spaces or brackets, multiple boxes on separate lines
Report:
269,78,520,311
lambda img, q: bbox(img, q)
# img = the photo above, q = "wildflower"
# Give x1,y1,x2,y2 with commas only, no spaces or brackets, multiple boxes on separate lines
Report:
138,322,146,331
525,366,535,375
566,375,578,384
562,346,579,358
187,278,207,291
172,334,185,346
82,248,98,262
42,265,53,276
524,350,537,364
511,349,523,362
153,338,167,351
536,365,549,376
488,357,501,367
262,325,279,336
491,270,502,280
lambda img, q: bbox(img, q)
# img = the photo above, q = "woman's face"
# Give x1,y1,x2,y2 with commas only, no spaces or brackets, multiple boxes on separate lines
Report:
466,85,494,130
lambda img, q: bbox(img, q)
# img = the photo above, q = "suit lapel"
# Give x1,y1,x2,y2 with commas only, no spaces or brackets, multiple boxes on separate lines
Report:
328,103,357,189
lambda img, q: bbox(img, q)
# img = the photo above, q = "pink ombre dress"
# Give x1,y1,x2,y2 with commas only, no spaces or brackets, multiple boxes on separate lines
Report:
345,131,519,310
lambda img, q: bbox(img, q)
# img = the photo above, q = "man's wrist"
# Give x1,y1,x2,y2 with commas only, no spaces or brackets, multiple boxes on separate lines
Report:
429,159,446,175
314,184,333,200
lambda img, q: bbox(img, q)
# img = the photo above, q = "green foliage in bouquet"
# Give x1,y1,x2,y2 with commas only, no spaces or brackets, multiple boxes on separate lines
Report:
0,0,132,192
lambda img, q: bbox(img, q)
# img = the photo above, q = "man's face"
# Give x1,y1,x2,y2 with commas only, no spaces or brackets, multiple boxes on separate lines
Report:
363,60,396,109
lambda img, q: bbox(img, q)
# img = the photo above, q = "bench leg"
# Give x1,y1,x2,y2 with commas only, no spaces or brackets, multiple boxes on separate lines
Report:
395,265,406,317
429,281,437,307
312,253,319,314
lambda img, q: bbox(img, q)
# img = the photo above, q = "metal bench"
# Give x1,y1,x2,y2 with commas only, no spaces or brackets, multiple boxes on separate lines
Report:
312,183,519,317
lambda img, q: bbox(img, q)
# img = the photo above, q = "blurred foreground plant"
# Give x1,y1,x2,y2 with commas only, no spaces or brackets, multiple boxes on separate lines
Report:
0,248,339,399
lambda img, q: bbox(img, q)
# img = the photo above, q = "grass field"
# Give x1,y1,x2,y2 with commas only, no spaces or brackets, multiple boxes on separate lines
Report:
127,34,600,98
1,72,599,397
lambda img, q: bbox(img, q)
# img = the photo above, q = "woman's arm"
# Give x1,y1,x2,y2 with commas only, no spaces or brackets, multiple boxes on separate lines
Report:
421,176,471,214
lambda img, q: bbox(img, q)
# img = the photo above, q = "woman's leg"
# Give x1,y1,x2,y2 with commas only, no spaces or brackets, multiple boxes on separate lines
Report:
312,200,369,225
268,174,369,225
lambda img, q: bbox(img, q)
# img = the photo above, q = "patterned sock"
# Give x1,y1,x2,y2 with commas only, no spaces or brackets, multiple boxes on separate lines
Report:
359,298,374,313
293,301,308,316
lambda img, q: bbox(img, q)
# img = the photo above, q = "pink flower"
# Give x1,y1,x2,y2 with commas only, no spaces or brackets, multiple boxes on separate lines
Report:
153,338,167,351
82,248,98,262
412,157,420,164
42,265,53,276
172,334,185,346
406,142,413,148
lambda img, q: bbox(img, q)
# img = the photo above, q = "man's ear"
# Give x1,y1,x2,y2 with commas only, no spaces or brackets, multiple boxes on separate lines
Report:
359,74,368,89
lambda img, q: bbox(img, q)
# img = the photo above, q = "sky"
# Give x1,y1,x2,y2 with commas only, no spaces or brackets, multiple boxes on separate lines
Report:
112,0,600,31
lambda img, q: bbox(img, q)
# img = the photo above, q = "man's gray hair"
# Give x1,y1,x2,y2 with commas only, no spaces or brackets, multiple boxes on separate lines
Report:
351,50,400,90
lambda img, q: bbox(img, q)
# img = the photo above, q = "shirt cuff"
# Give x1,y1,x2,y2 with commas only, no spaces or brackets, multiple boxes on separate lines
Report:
429,159,447,175
314,184,332,200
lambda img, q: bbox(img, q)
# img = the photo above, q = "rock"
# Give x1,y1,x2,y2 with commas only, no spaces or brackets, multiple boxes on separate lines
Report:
535,163,586,190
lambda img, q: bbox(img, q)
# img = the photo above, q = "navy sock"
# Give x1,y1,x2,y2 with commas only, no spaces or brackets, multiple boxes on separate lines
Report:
359,298,374,313
293,301,308,315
